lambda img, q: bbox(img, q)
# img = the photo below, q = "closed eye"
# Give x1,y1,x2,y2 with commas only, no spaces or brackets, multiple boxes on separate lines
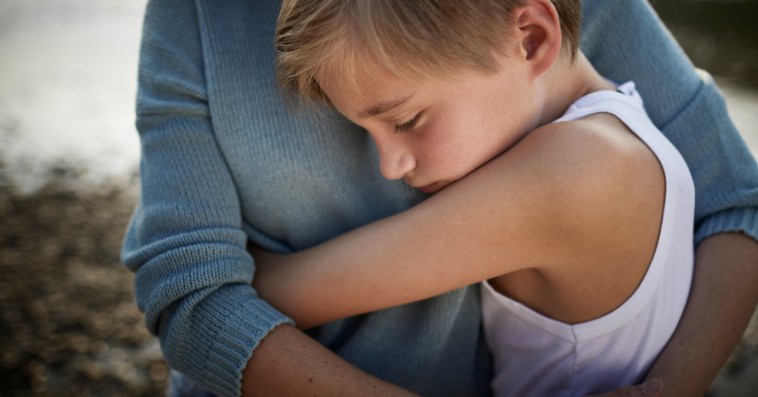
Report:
394,112,423,133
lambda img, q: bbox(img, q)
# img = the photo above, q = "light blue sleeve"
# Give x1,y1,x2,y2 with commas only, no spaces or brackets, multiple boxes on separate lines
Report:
582,0,758,245
120,0,293,396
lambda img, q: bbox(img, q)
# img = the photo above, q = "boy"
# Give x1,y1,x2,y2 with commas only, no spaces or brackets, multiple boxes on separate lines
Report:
252,0,693,395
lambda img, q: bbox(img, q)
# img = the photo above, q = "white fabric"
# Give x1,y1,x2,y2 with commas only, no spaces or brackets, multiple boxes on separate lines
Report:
481,82,695,397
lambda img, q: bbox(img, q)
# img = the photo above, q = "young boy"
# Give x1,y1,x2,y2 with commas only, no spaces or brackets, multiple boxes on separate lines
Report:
252,0,694,395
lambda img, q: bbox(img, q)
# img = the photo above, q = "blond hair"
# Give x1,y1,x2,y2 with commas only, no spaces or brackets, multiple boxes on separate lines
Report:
275,0,581,106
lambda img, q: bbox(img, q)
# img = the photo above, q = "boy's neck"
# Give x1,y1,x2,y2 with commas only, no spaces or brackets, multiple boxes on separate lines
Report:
535,53,616,128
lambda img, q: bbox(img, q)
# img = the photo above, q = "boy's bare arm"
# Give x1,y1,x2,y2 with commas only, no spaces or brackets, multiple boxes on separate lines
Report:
253,120,649,328
644,232,758,396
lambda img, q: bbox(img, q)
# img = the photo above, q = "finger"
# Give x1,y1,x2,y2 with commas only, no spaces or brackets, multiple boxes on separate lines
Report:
585,378,663,397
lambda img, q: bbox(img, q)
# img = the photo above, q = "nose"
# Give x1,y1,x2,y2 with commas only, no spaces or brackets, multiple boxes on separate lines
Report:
374,135,416,180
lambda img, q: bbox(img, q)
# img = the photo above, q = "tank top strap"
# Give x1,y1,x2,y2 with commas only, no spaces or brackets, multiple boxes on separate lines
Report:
553,81,644,124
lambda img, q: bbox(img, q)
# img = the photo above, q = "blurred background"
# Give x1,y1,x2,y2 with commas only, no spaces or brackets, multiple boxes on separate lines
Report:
0,0,756,396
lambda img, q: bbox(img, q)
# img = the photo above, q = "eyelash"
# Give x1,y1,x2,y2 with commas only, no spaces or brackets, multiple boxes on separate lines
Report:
394,112,422,133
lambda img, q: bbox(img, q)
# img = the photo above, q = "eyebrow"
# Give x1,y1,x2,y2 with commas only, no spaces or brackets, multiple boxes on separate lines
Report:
358,94,414,118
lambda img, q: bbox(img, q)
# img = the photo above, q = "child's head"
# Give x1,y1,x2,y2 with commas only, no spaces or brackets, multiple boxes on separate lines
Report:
276,0,582,192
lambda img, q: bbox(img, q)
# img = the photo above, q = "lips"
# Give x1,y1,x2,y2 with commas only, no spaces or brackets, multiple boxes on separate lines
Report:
419,181,444,194
404,176,446,194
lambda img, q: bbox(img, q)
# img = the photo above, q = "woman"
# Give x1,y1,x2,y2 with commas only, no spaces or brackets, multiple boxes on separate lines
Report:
122,0,758,396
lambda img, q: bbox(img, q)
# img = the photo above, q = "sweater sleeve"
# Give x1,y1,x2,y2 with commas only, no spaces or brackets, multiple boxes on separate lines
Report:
120,0,293,396
581,0,758,246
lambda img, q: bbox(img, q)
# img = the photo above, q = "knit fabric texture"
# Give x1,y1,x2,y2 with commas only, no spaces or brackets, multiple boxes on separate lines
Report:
121,0,758,396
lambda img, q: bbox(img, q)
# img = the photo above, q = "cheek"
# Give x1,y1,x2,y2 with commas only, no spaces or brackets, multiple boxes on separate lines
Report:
416,114,485,177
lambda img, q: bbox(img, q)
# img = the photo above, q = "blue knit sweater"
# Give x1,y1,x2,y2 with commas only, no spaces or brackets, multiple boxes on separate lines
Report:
121,0,758,396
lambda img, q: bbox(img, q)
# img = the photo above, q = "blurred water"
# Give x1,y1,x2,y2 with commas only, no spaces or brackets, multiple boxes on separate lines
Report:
0,0,146,194
0,0,756,195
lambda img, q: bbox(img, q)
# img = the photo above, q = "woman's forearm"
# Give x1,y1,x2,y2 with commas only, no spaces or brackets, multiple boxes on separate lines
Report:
242,324,419,397
645,232,758,396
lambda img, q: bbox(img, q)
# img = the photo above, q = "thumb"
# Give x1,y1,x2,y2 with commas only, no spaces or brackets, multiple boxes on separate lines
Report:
587,378,664,397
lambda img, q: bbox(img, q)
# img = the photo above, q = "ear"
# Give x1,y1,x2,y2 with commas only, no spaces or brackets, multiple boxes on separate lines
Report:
510,0,562,81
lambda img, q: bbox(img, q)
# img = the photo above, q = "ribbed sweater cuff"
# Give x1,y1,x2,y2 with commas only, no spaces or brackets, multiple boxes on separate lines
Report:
196,287,295,397
695,207,758,247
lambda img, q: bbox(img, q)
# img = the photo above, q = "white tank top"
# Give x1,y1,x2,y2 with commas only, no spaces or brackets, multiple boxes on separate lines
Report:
481,82,695,397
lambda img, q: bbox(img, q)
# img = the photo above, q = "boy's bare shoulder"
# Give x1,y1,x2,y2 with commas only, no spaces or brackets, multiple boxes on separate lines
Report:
518,112,663,193
505,112,665,260
486,113,666,322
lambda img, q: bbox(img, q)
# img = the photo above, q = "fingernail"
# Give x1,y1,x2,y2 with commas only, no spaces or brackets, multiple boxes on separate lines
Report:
640,378,660,394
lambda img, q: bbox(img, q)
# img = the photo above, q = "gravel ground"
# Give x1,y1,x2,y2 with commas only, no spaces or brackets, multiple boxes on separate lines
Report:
0,181,168,397
1,179,757,396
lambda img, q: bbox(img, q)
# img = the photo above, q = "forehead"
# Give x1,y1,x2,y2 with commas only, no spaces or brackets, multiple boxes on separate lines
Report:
317,55,421,119
314,36,509,120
